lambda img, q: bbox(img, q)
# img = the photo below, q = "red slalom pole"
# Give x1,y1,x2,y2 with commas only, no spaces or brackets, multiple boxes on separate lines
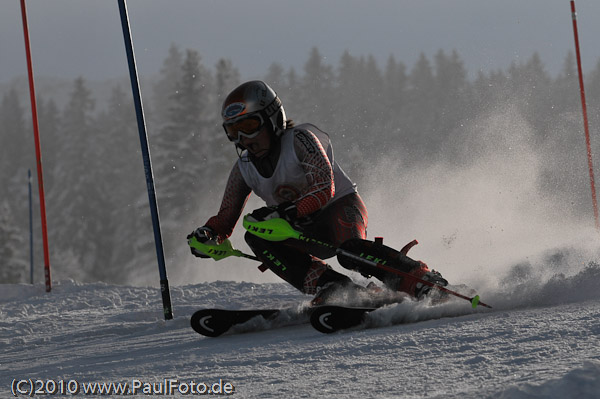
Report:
20,0,52,291
571,1,600,231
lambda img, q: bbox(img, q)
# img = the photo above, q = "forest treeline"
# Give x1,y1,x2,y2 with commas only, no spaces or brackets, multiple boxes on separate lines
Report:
2,45,600,284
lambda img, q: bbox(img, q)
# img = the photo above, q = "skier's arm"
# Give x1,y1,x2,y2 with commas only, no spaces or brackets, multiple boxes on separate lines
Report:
204,163,252,243
293,129,335,217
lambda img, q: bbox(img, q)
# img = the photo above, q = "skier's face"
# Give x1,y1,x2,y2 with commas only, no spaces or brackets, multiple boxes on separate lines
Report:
239,126,271,158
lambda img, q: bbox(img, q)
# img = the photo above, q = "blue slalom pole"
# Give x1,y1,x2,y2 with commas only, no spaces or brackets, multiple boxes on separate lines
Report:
118,0,173,320
28,169,33,285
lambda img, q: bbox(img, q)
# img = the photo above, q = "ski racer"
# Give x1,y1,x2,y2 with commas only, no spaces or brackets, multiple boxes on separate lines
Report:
188,80,447,305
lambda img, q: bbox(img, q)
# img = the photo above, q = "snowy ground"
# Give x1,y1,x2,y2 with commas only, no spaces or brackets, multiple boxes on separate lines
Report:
2,261,600,399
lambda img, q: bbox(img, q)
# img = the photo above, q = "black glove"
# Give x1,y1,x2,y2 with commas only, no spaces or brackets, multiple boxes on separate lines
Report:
187,226,216,258
247,201,297,222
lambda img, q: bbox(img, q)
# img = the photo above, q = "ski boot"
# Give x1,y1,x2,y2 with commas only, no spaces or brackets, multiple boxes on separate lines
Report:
415,268,449,301
336,237,449,302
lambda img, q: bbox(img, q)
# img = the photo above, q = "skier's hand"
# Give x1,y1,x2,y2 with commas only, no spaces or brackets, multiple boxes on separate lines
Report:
187,226,216,258
247,202,297,222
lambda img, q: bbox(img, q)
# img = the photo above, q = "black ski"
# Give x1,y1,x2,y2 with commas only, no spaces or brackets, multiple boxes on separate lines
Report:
191,308,281,337
310,305,377,334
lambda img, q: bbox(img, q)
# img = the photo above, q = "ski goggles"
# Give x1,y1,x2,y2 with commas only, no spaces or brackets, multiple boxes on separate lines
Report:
222,114,266,144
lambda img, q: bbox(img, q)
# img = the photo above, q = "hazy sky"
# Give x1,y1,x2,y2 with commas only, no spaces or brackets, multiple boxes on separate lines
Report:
2,0,600,84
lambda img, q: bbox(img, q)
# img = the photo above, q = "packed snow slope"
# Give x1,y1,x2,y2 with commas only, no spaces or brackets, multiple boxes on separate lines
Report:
2,259,600,398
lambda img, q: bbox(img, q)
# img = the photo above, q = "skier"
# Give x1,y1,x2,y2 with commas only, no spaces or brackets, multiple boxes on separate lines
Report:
188,80,447,305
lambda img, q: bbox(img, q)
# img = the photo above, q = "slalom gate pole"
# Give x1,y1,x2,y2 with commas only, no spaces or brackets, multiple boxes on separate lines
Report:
571,1,600,231
29,169,34,284
118,0,173,320
20,0,51,292
243,217,492,309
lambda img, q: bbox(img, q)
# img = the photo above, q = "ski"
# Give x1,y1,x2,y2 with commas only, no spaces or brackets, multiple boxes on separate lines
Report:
310,305,378,334
190,308,279,337
190,307,310,337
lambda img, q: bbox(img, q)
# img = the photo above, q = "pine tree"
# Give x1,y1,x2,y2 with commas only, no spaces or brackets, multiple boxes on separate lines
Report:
553,51,580,114
587,58,600,146
431,49,470,152
152,43,184,127
263,62,285,91
0,200,27,283
37,97,61,189
383,55,408,116
334,50,362,143
48,77,112,281
155,49,212,215
299,47,335,126
277,67,299,122
588,58,600,106
92,85,148,282
286,67,299,100
0,88,27,191
151,49,220,267
213,57,241,178
403,53,436,160
360,54,385,138
214,57,241,136
380,54,408,159
522,53,553,141
215,58,241,100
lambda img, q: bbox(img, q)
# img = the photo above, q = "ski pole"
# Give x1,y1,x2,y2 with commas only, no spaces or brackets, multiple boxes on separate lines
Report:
243,216,492,309
188,236,259,262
